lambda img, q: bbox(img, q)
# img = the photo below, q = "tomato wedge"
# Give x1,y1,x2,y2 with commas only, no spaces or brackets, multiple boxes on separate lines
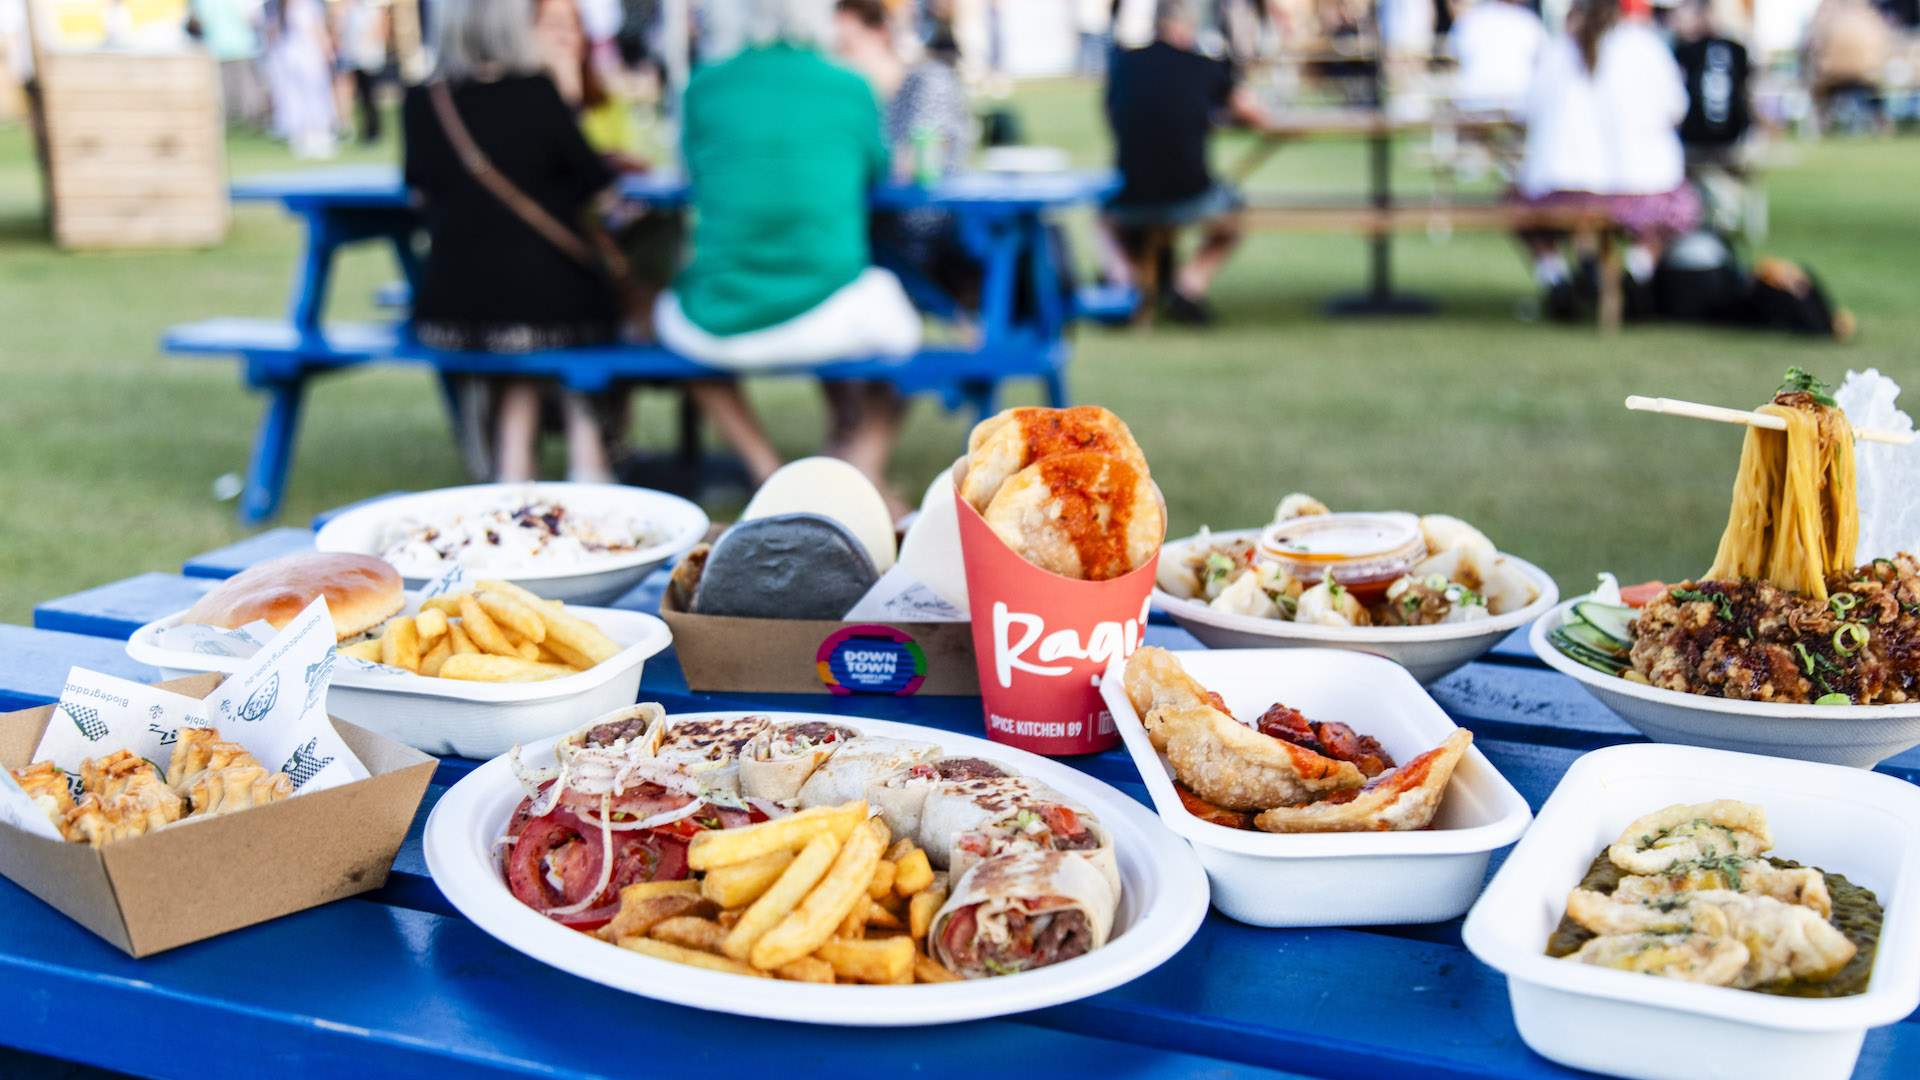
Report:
1619,581,1670,607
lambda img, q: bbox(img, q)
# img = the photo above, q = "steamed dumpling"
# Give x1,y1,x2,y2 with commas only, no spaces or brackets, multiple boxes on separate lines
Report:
1295,580,1369,627
1274,493,1330,521
1209,570,1280,618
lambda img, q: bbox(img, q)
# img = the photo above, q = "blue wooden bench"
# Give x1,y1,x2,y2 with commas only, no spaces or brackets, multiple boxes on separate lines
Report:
164,316,1070,523
173,166,1114,523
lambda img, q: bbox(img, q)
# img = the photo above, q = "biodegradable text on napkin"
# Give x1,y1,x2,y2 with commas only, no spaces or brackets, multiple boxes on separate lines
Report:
9,597,369,837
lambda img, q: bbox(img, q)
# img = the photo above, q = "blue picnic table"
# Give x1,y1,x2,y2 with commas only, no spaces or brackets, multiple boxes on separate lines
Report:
11,514,1920,1079
169,166,1120,524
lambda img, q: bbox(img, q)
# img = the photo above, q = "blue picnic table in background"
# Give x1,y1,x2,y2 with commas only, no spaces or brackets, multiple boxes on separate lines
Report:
10,507,1920,1078
165,166,1121,524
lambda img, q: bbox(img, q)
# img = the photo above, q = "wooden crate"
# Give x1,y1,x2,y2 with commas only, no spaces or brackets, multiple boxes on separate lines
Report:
38,49,228,250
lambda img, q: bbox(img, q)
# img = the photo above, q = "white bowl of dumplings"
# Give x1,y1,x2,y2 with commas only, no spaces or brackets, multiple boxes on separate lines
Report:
1153,501,1559,684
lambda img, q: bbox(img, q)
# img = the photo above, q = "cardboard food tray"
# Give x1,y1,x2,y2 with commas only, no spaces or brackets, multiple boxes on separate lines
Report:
0,674,436,957
659,592,978,696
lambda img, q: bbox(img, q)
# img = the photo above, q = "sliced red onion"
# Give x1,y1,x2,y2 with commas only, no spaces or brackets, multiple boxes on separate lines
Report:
539,794,614,918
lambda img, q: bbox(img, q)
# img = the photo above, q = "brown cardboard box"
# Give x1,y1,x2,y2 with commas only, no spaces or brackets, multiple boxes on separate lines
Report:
660,592,978,696
0,674,436,957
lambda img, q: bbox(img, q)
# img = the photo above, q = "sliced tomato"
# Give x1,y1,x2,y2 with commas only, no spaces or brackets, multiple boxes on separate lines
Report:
1619,581,1670,607
1038,803,1084,843
504,809,693,932
940,903,979,967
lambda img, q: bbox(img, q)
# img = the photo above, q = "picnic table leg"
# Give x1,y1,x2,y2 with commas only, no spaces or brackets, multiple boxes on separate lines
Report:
239,374,307,524
289,212,340,333
1596,230,1624,335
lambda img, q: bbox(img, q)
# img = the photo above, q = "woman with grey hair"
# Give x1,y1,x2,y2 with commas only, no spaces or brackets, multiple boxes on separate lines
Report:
656,0,922,507
401,0,625,481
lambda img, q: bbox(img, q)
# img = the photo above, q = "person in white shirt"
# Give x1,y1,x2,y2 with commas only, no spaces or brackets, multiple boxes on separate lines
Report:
1515,0,1699,317
1445,0,1545,117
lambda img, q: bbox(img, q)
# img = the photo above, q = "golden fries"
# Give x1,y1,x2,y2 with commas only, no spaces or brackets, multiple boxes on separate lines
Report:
620,936,767,977
598,804,965,986
868,859,896,900
339,639,381,661
774,957,836,983
415,606,450,643
650,916,728,953
701,849,794,908
457,594,515,656
381,616,422,672
909,886,946,941
722,833,838,961
420,638,453,677
438,654,576,682
687,802,866,871
748,819,886,970
448,621,477,655
477,591,546,643
816,937,914,984
913,953,961,983
893,848,934,897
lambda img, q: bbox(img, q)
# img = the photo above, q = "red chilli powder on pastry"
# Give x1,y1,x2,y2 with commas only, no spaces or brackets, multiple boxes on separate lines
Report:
1016,406,1138,463
1033,453,1142,582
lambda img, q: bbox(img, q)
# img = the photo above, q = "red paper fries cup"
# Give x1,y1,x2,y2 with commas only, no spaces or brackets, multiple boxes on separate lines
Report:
954,485,1158,756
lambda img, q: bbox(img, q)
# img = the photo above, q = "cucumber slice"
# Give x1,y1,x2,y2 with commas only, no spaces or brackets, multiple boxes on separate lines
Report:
1549,629,1630,674
1559,620,1628,657
1572,601,1636,646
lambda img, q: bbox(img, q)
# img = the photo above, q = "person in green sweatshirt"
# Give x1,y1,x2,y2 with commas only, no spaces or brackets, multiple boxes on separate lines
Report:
655,0,922,496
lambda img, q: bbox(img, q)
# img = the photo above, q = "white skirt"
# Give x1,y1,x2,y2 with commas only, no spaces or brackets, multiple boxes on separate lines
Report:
655,268,923,372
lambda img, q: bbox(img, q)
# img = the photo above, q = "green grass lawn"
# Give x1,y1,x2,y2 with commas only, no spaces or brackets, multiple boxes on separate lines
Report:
1,80,1916,624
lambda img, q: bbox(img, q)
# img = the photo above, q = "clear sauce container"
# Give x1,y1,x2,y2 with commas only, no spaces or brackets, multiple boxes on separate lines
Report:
1259,512,1427,602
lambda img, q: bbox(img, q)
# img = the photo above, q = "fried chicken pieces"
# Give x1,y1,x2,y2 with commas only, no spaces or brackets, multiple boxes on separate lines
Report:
1122,647,1471,832
10,727,293,848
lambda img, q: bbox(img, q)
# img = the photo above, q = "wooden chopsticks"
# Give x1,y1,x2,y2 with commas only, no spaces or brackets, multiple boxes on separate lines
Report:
1624,395,1916,446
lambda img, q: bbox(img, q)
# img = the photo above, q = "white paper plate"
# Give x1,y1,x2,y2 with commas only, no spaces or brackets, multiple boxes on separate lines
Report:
1101,648,1531,926
1532,596,1920,768
1464,742,1920,1080
314,482,710,606
424,710,1211,1025
125,595,672,759
1153,529,1559,684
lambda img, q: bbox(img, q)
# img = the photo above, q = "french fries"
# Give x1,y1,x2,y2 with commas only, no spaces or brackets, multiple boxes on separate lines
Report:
721,833,838,961
337,588,622,680
700,849,794,908
618,802,965,985
437,654,575,682
380,616,422,672
687,802,866,871
620,936,767,978
342,586,622,682
893,848,934,896
909,886,947,941
747,819,886,970
816,937,914,984
477,591,545,643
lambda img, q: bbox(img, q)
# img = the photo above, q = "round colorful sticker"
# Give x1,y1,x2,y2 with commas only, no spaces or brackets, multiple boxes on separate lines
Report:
816,625,928,696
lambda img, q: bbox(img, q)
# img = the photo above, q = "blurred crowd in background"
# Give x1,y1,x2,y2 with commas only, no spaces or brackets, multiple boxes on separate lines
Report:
5,0,1917,158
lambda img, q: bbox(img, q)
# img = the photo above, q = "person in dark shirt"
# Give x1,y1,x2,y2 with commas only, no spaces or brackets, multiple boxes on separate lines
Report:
1669,0,1750,162
402,0,622,482
1101,0,1280,324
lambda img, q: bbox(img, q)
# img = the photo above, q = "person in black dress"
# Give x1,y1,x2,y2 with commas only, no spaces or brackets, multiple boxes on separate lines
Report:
402,0,622,482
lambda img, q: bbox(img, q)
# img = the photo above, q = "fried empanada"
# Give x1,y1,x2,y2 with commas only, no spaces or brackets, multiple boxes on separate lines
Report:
62,778,186,847
1155,701,1363,812
1123,646,1227,751
81,750,163,802
168,736,261,795
184,764,293,818
11,761,76,834
1253,729,1471,833
165,726,223,789
981,451,1165,581
961,405,1147,512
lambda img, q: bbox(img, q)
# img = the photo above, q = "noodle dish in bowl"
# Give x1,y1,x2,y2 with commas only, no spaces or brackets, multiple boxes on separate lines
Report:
1537,369,1920,767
